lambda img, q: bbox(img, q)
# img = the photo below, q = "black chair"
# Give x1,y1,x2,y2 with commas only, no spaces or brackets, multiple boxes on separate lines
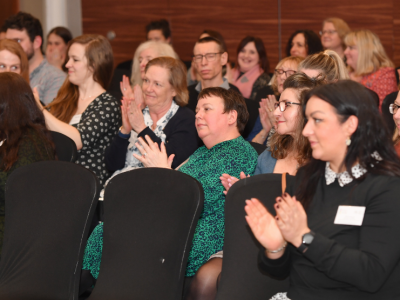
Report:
216,173,294,300
50,131,78,162
249,141,267,155
0,161,100,300
88,168,204,300
243,98,260,139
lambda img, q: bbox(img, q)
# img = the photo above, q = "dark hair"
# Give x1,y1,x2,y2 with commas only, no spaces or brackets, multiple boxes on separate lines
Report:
47,26,73,45
201,30,227,52
47,34,114,122
0,73,55,171
236,36,269,73
196,36,226,53
198,88,248,133
286,30,323,57
4,11,43,52
146,19,171,39
270,73,325,166
297,80,400,208
0,23,6,33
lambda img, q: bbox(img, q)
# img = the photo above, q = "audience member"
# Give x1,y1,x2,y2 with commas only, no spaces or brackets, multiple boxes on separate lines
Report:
390,91,400,156
36,34,121,186
299,49,349,80
4,12,66,104
320,18,350,61
286,30,323,58
146,19,171,43
45,26,73,70
187,37,240,112
0,72,55,255
246,80,400,300
344,29,397,109
188,74,324,300
187,29,228,87
105,57,199,181
0,39,30,83
248,56,304,144
80,88,258,296
229,36,270,100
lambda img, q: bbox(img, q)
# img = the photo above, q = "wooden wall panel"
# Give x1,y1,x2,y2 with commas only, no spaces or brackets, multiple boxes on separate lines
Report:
82,0,169,65
82,0,400,70
0,0,19,30
394,0,400,67
169,0,279,72
281,0,394,61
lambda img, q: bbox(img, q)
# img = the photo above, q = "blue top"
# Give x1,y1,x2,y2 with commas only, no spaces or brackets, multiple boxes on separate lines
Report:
254,148,277,175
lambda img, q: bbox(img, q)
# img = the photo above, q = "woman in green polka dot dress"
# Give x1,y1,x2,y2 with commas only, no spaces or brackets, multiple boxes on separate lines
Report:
81,87,258,295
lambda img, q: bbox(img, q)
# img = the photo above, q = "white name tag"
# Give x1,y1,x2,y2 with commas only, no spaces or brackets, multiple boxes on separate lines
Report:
334,205,366,226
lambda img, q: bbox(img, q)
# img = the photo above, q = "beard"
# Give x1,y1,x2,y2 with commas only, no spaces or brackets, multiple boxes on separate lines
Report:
25,44,35,60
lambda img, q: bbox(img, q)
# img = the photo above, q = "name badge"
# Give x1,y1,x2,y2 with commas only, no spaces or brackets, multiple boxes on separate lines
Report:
334,205,366,226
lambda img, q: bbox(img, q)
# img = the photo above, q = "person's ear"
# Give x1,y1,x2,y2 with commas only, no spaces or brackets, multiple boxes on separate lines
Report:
33,36,42,51
344,115,358,137
227,109,238,126
170,87,176,98
220,52,228,66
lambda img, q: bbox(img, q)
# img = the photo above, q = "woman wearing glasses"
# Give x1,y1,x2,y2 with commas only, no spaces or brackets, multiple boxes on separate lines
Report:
228,36,270,100
320,18,350,61
344,30,397,110
390,92,400,156
248,56,304,144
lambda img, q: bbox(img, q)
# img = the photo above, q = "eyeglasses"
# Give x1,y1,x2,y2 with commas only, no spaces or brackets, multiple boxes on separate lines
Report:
274,101,301,112
319,30,337,36
193,52,223,63
389,103,400,114
275,69,296,77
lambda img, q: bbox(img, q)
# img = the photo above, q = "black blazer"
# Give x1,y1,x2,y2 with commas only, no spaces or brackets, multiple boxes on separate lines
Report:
104,106,200,171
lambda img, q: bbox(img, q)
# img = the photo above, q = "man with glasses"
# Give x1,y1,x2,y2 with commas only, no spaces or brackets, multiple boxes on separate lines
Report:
187,37,241,112
4,12,66,105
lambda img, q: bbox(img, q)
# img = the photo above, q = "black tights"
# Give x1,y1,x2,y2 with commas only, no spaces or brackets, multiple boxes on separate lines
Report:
184,258,222,300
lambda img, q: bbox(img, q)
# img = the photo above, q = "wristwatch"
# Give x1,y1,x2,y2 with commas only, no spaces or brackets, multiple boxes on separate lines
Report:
297,231,315,253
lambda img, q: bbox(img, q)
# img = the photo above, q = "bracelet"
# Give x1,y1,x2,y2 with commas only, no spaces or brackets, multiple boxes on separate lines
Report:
118,126,131,139
266,241,287,253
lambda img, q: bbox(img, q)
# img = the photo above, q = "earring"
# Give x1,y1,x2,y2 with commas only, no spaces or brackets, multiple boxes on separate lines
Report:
346,137,351,146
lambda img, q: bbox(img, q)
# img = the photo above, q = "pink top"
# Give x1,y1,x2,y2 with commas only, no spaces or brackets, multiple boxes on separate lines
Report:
361,67,398,111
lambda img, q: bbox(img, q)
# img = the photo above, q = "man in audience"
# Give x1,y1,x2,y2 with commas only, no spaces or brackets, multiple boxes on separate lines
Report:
5,12,66,105
187,36,240,112
146,19,171,44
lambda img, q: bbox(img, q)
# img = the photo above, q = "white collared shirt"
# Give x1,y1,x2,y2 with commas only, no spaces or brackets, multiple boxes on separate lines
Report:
325,162,367,187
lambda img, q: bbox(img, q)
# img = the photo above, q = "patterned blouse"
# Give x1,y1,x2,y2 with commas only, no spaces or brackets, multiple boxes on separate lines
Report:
72,92,121,186
360,67,397,110
81,136,258,279
179,136,258,276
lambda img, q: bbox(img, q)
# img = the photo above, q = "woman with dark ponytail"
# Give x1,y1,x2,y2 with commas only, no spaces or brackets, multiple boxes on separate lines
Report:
245,80,400,300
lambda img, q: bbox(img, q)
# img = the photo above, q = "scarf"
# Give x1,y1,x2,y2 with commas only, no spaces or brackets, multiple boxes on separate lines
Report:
232,64,264,99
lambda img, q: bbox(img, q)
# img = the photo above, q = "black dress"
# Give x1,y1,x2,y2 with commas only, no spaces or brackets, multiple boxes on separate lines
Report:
72,92,121,186
259,168,400,300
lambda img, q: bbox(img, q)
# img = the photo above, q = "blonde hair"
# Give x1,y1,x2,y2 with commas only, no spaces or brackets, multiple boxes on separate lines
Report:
344,30,394,76
270,56,304,96
130,41,179,87
322,18,351,50
298,50,349,82
145,57,188,107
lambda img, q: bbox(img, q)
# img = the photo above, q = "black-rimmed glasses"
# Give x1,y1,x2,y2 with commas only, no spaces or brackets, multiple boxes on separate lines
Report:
275,69,296,77
389,103,400,114
274,101,301,112
193,52,223,63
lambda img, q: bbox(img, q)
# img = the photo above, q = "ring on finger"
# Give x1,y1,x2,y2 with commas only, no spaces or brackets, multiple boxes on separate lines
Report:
143,152,147,157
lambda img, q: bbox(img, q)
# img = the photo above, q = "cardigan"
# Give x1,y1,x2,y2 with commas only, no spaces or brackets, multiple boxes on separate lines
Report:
105,106,200,170
254,148,277,175
259,169,400,300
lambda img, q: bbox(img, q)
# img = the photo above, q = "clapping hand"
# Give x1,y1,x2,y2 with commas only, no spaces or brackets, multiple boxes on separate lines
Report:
120,75,134,99
220,171,249,195
133,135,174,169
259,95,277,131
120,97,132,134
127,99,147,133
274,193,309,248
245,198,286,257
